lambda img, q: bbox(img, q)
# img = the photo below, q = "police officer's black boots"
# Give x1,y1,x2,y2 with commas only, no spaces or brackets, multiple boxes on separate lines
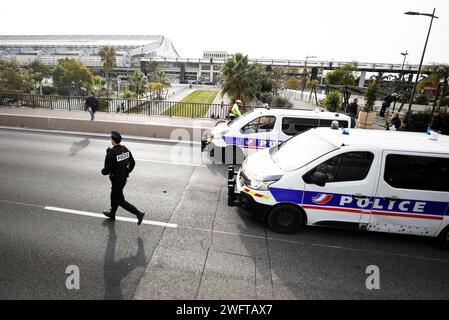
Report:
137,211,145,226
103,208,116,221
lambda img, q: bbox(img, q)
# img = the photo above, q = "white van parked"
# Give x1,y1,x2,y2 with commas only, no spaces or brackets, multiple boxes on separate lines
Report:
229,127,449,249
202,107,355,164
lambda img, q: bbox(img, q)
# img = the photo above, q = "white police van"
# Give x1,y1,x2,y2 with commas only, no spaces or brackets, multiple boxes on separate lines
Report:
229,127,449,249
202,107,355,164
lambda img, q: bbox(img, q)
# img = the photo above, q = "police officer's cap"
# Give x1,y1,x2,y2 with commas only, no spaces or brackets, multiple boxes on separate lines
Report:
111,131,122,143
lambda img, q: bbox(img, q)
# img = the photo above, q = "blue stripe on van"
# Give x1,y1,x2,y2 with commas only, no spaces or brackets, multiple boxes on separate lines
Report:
223,136,277,149
268,188,448,218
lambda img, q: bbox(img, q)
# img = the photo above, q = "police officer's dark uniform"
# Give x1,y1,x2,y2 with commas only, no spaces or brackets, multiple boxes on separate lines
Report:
102,131,145,225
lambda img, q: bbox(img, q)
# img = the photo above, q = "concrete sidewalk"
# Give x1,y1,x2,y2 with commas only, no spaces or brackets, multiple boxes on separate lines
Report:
0,107,217,141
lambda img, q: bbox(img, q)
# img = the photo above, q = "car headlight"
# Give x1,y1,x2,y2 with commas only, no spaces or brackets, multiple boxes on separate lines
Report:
247,177,281,191
249,179,270,191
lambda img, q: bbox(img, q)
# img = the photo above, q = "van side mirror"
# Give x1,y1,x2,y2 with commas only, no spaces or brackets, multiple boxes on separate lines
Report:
306,172,327,187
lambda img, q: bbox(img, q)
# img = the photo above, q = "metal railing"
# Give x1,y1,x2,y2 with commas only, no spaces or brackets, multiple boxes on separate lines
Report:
0,93,254,119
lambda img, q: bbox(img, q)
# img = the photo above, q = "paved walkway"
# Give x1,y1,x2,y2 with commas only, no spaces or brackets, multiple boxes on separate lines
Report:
0,107,218,128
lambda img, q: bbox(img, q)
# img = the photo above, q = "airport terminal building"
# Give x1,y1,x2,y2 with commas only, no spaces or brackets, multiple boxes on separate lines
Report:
0,35,419,85
0,35,180,69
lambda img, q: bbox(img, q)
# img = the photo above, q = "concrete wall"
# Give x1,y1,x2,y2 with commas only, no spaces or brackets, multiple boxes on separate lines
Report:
0,114,208,142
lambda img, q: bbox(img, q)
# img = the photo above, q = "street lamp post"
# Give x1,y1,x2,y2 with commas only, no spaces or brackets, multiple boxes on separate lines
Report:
404,8,438,116
302,55,317,93
400,50,409,82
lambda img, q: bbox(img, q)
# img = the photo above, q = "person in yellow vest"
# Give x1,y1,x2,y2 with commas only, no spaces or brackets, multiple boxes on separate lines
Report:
230,99,242,119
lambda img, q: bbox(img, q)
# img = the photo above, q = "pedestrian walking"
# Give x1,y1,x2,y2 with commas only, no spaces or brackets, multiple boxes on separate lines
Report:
85,91,99,121
379,93,398,118
102,131,145,225
347,98,359,118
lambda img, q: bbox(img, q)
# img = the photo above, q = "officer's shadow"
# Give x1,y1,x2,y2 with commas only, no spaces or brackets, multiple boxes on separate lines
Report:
102,220,147,300
69,138,90,156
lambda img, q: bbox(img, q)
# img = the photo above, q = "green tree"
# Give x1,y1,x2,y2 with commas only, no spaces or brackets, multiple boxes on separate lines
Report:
121,88,135,99
427,64,449,111
91,75,111,97
153,71,169,86
325,62,358,86
149,81,168,100
364,80,379,112
0,59,33,93
144,61,159,79
27,60,52,94
220,53,260,103
53,59,93,94
98,45,116,91
128,71,147,99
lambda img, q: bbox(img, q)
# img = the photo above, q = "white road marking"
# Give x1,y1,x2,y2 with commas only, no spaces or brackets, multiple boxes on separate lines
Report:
44,206,177,228
136,158,206,167
0,199,44,209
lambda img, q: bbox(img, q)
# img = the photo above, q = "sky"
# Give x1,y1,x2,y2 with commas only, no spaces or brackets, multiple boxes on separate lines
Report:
1,0,448,64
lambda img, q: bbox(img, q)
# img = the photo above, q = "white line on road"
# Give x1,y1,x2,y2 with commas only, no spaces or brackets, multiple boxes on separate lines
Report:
0,199,44,209
135,158,206,167
44,206,177,228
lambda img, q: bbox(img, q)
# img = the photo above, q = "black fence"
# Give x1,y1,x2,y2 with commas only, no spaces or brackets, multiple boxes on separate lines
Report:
0,93,254,119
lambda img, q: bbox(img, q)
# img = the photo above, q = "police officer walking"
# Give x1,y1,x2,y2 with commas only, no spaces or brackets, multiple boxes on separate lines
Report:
102,131,145,225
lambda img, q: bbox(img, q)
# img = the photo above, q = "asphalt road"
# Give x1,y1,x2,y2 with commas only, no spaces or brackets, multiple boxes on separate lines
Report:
0,128,449,300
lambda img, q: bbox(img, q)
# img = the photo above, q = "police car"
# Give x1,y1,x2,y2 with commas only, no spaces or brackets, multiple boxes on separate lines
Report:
229,127,449,249
202,107,355,164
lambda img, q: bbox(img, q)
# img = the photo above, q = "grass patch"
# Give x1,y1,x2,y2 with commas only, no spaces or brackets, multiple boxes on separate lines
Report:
163,90,219,117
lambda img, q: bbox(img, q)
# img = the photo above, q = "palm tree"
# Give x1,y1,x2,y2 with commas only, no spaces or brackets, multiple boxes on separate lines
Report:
98,46,116,92
428,64,449,110
220,53,260,104
129,71,147,100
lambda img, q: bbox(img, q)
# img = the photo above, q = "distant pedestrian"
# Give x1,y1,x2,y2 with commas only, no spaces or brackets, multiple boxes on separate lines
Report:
380,93,398,117
347,98,359,118
102,131,146,225
85,91,99,121
428,110,445,134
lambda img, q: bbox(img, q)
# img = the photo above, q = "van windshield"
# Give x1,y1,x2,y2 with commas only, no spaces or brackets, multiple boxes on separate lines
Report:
270,129,337,172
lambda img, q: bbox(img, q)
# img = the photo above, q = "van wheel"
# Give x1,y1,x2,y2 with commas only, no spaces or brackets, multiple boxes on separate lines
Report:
267,204,304,234
438,226,449,250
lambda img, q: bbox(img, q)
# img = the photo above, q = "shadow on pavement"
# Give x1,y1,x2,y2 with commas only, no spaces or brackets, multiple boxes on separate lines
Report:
69,138,90,156
102,220,147,300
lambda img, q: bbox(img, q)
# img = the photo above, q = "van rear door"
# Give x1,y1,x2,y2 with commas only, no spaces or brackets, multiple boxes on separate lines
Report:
372,151,449,236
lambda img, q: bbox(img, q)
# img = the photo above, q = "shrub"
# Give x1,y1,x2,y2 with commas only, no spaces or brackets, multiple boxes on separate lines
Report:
42,86,56,95
323,90,342,112
405,107,449,135
440,97,449,107
287,77,300,90
271,96,293,108
415,94,429,105
256,92,273,104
